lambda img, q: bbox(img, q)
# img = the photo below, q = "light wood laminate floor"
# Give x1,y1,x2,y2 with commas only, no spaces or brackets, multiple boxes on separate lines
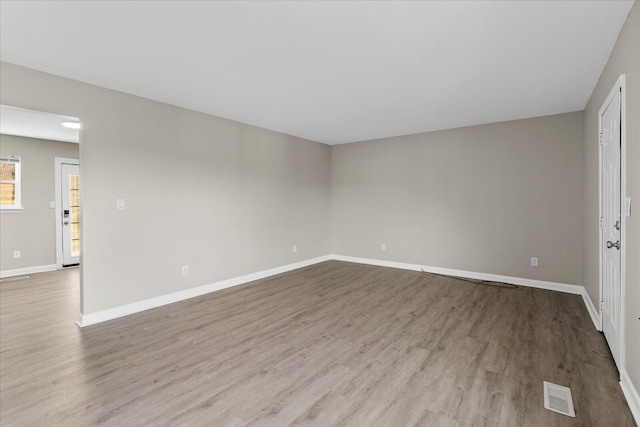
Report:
0,261,635,426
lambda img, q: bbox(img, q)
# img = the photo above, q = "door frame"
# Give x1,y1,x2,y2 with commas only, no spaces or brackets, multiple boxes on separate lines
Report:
55,157,80,269
598,74,626,370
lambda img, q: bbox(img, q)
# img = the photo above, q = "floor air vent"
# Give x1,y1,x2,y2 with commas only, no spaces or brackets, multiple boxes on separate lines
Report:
543,381,575,417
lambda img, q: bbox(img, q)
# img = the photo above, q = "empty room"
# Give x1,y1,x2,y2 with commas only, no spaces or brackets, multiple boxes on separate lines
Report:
0,1,638,426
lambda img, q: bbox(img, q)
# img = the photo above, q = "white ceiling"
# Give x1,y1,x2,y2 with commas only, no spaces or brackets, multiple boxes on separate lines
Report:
0,1,633,145
0,105,80,144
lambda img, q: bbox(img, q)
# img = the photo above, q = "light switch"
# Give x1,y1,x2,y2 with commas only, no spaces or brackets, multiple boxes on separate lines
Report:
117,199,125,210
49,201,56,209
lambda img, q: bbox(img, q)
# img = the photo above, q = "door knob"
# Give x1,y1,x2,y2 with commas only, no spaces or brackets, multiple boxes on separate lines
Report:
606,240,620,250
64,221,69,225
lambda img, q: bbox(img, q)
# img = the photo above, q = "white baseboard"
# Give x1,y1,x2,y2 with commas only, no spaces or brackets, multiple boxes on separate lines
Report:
76,255,331,327
620,369,640,425
332,254,640,421
329,255,605,331
75,253,596,332
330,254,585,295
0,264,57,279
581,290,602,331
75,252,634,419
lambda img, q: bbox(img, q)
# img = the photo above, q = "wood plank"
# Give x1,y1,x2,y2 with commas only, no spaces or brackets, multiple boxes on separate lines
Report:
0,261,635,426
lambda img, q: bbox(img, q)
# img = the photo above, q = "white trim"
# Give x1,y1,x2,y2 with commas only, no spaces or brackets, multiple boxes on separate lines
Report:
620,369,640,425
54,157,79,269
619,73,627,371
76,255,331,327
330,255,607,332
598,74,626,369
330,254,585,294
581,290,602,331
0,264,57,279
75,253,601,332
75,251,635,422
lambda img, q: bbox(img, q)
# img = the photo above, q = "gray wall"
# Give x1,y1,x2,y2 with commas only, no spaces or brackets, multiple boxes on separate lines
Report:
332,112,584,285
0,134,79,271
583,1,639,391
0,62,332,314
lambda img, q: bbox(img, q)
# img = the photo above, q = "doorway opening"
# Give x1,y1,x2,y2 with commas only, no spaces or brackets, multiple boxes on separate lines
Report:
0,104,82,312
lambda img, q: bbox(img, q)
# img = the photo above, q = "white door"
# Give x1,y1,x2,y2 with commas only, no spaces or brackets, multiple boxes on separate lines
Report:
600,87,622,368
61,163,80,266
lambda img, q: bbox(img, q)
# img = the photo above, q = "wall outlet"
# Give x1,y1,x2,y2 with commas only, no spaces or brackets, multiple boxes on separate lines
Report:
117,199,125,210
381,243,386,251
292,245,298,253
531,257,539,267
13,250,21,259
181,265,189,276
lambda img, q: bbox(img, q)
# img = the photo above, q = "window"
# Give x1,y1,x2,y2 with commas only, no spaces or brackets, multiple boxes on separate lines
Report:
0,156,22,210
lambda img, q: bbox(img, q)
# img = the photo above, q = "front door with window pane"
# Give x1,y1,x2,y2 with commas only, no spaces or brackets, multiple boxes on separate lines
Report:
61,163,80,266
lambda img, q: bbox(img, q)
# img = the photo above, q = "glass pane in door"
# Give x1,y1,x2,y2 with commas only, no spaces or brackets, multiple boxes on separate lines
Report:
69,174,80,257
0,183,15,204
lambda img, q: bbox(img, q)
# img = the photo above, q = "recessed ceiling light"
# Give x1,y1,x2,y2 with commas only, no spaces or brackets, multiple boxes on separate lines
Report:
62,121,80,129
